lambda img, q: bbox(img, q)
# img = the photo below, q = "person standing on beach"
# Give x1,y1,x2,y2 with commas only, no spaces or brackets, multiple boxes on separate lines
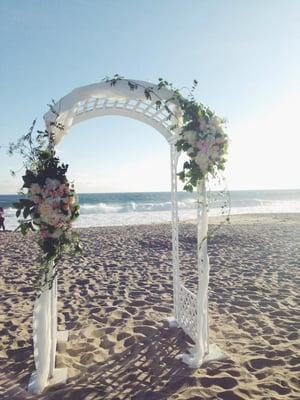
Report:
0,207,5,231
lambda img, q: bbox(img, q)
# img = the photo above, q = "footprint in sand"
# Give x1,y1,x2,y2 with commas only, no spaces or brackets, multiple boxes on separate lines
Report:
217,390,244,400
258,382,291,396
131,300,147,307
117,332,130,341
124,336,136,347
246,357,285,371
125,306,136,315
153,305,172,313
200,376,238,390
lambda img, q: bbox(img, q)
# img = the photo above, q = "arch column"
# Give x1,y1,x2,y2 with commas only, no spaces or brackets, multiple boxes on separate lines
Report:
180,180,224,367
170,143,180,321
28,261,68,394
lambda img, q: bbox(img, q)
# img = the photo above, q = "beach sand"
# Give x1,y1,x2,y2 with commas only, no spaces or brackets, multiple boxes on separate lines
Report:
0,213,299,400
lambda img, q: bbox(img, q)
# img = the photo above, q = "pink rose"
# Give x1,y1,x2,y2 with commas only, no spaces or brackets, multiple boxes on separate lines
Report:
41,230,49,239
196,140,210,154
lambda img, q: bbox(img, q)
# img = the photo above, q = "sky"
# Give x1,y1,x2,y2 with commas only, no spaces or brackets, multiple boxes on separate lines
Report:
0,0,299,194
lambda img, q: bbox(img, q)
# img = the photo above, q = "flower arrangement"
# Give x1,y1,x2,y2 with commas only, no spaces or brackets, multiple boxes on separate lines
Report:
10,120,81,292
175,105,228,191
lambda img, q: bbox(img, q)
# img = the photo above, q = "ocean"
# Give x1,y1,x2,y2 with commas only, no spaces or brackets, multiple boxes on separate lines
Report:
0,189,299,231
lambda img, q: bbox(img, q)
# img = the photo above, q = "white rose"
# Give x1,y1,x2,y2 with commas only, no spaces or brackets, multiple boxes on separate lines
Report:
39,203,52,215
211,115,221,128
183,130,198,146
39,203,60,225
195,153,209,172
208,116,223,134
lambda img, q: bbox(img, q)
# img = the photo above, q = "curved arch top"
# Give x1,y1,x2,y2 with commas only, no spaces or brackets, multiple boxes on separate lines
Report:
44,79,183,145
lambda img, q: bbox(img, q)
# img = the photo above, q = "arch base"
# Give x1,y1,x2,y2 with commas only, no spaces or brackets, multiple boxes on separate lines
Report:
28,329,69,394
166,316,178,328
28,368,68,394
180,343,225,368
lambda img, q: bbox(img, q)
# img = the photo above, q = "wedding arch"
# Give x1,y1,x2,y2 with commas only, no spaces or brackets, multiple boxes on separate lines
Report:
22,78,227,394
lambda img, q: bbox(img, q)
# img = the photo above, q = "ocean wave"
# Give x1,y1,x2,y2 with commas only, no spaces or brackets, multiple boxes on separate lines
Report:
2,192,300,230
3,207,17,216
79,200,198,214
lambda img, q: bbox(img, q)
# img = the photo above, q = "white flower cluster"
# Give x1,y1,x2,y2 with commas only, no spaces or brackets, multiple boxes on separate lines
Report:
28,178,76,239
182,115,227,174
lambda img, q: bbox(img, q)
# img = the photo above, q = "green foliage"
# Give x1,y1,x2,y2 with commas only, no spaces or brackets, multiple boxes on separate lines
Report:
103,74,123,86
128,81,138,91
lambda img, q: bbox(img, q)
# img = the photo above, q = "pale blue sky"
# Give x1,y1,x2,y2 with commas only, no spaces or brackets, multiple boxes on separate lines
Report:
0,0,299,193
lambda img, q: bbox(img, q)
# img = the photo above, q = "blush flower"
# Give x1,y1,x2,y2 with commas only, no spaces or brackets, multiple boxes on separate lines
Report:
196,140,210,154
30,183,42,196
39,203,61,226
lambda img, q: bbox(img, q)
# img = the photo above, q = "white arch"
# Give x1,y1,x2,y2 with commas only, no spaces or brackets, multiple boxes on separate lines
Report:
29,79,222,395
44,79,182,145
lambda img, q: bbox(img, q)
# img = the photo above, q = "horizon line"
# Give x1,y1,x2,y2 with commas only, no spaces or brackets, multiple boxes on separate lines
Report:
0,187,299,196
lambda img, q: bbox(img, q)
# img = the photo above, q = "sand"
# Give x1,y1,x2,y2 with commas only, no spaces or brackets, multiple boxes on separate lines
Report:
0,213,299,400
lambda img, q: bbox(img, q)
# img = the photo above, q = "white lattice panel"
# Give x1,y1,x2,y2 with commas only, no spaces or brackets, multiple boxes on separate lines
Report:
177,283,198,343
73,96,172,129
